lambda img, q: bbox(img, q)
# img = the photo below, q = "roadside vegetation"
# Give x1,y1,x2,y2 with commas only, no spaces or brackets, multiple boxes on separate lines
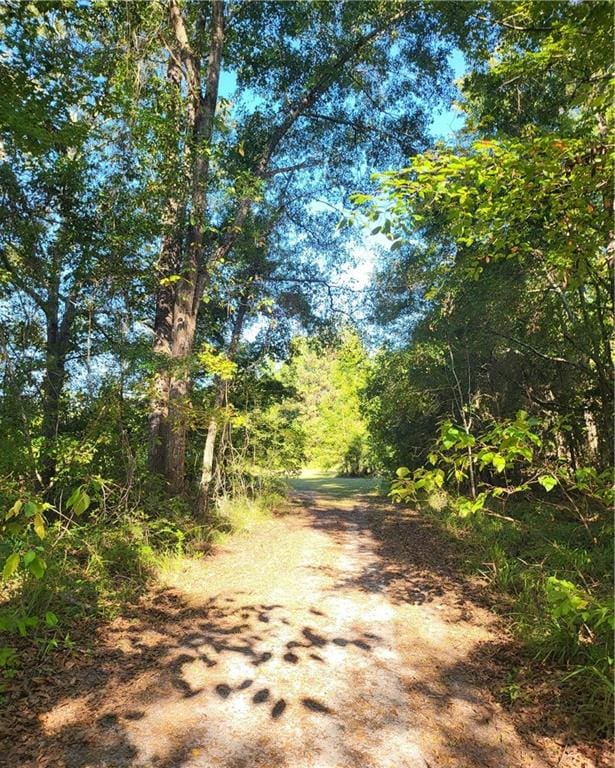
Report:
353,0,613,737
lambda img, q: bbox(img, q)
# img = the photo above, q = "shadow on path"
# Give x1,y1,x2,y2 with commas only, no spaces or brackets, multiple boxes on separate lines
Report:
1,490,598,768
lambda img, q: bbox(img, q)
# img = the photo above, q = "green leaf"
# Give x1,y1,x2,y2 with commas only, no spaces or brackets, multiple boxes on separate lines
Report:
33,512,45,540
67,488,91,516
23,501,38,518
2,553,20,579
23,550,36,566
45,611,59,627
0,647,17,668
538,475,557,492
159,274,182,287
456,497,473,518
28,556,46,579
492,455,506,473
396,466,410,478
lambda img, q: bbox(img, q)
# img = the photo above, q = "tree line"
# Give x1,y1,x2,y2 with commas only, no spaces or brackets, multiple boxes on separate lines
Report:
0,0,469,511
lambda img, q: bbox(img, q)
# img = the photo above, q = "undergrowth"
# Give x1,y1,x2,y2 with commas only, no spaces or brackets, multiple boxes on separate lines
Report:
0,484,287,698
208,489,287,543
423,491,614,738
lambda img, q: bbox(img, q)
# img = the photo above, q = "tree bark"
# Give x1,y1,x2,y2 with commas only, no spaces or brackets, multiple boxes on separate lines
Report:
149,0,225,489
40,290,76,491
40,321,67,489
196,293,250,515
197,389,223,516
148,42,184,476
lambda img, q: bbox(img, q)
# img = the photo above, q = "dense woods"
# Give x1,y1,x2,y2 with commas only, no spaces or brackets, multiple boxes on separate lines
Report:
0,0,612,747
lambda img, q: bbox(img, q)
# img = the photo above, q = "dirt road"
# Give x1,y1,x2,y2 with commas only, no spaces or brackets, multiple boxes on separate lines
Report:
3,482,602,767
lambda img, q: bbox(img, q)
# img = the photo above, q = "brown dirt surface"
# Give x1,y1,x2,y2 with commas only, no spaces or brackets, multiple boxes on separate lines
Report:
1,488,611,768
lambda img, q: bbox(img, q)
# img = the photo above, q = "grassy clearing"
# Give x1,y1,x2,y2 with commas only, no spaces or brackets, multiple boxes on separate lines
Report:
287,469,382,499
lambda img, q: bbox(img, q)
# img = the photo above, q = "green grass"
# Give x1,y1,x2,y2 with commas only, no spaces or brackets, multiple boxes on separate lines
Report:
208,490,286,543
423,494,614,737
286,469,382,499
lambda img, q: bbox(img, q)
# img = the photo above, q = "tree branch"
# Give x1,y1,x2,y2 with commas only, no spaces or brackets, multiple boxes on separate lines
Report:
491,330,588,372
477,15,553,33
263,159,321,178
259,6,411,170
0,247,47,311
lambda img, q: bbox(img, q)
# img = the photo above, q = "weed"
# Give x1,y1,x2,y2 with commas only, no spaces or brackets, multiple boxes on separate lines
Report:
421,495,614,736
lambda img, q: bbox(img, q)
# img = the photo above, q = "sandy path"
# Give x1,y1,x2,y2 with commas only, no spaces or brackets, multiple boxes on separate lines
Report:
3,491,601,768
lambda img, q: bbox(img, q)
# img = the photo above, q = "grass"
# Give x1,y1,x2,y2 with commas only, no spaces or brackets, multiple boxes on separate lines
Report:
207,489,287,543
286,469,382,499
0,485,288,695
421,492,614,738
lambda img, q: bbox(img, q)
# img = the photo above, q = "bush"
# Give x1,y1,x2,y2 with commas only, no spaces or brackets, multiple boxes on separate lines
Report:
0,483,197,697
422,495,614,736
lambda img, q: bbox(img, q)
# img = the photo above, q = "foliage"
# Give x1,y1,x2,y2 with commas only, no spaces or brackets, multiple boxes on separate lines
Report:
0,0,612,742
282,331,372,474
354,0,614,736
416,494,614,735
391,411,614,516
0,482,202,694
209,488,288,544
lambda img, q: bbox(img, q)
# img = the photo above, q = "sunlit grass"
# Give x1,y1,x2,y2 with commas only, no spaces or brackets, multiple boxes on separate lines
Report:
287,470,381,498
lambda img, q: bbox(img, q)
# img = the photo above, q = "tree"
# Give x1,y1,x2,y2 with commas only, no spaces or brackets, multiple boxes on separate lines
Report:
284,331,370,473
116,0,467,490
0,2,151,491
358,0,613,473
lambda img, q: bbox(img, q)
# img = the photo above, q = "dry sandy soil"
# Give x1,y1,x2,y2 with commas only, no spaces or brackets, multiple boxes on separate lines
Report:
1,484,609,768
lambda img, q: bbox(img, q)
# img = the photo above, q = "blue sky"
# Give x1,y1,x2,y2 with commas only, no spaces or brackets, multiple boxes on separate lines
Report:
227,46,468,339
429,48,466,140
340,48,467,309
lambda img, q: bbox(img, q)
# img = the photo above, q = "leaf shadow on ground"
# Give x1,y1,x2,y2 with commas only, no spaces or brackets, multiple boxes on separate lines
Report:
1,491,604,768
313,493,611,768
2,585,382,767
300,491,589,768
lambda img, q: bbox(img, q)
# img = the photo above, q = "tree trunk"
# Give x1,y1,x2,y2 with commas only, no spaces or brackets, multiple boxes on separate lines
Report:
40,291,75,491
165,288,198,490
196,389,224,516
196,294,249,515
148,0,225,488
148,45,183,477
148,215,182,476
40,330,67,489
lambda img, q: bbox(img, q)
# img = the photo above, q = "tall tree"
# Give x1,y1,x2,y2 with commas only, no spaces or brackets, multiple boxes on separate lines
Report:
359,0,613,470
134,0,466,490
0,2,148,490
